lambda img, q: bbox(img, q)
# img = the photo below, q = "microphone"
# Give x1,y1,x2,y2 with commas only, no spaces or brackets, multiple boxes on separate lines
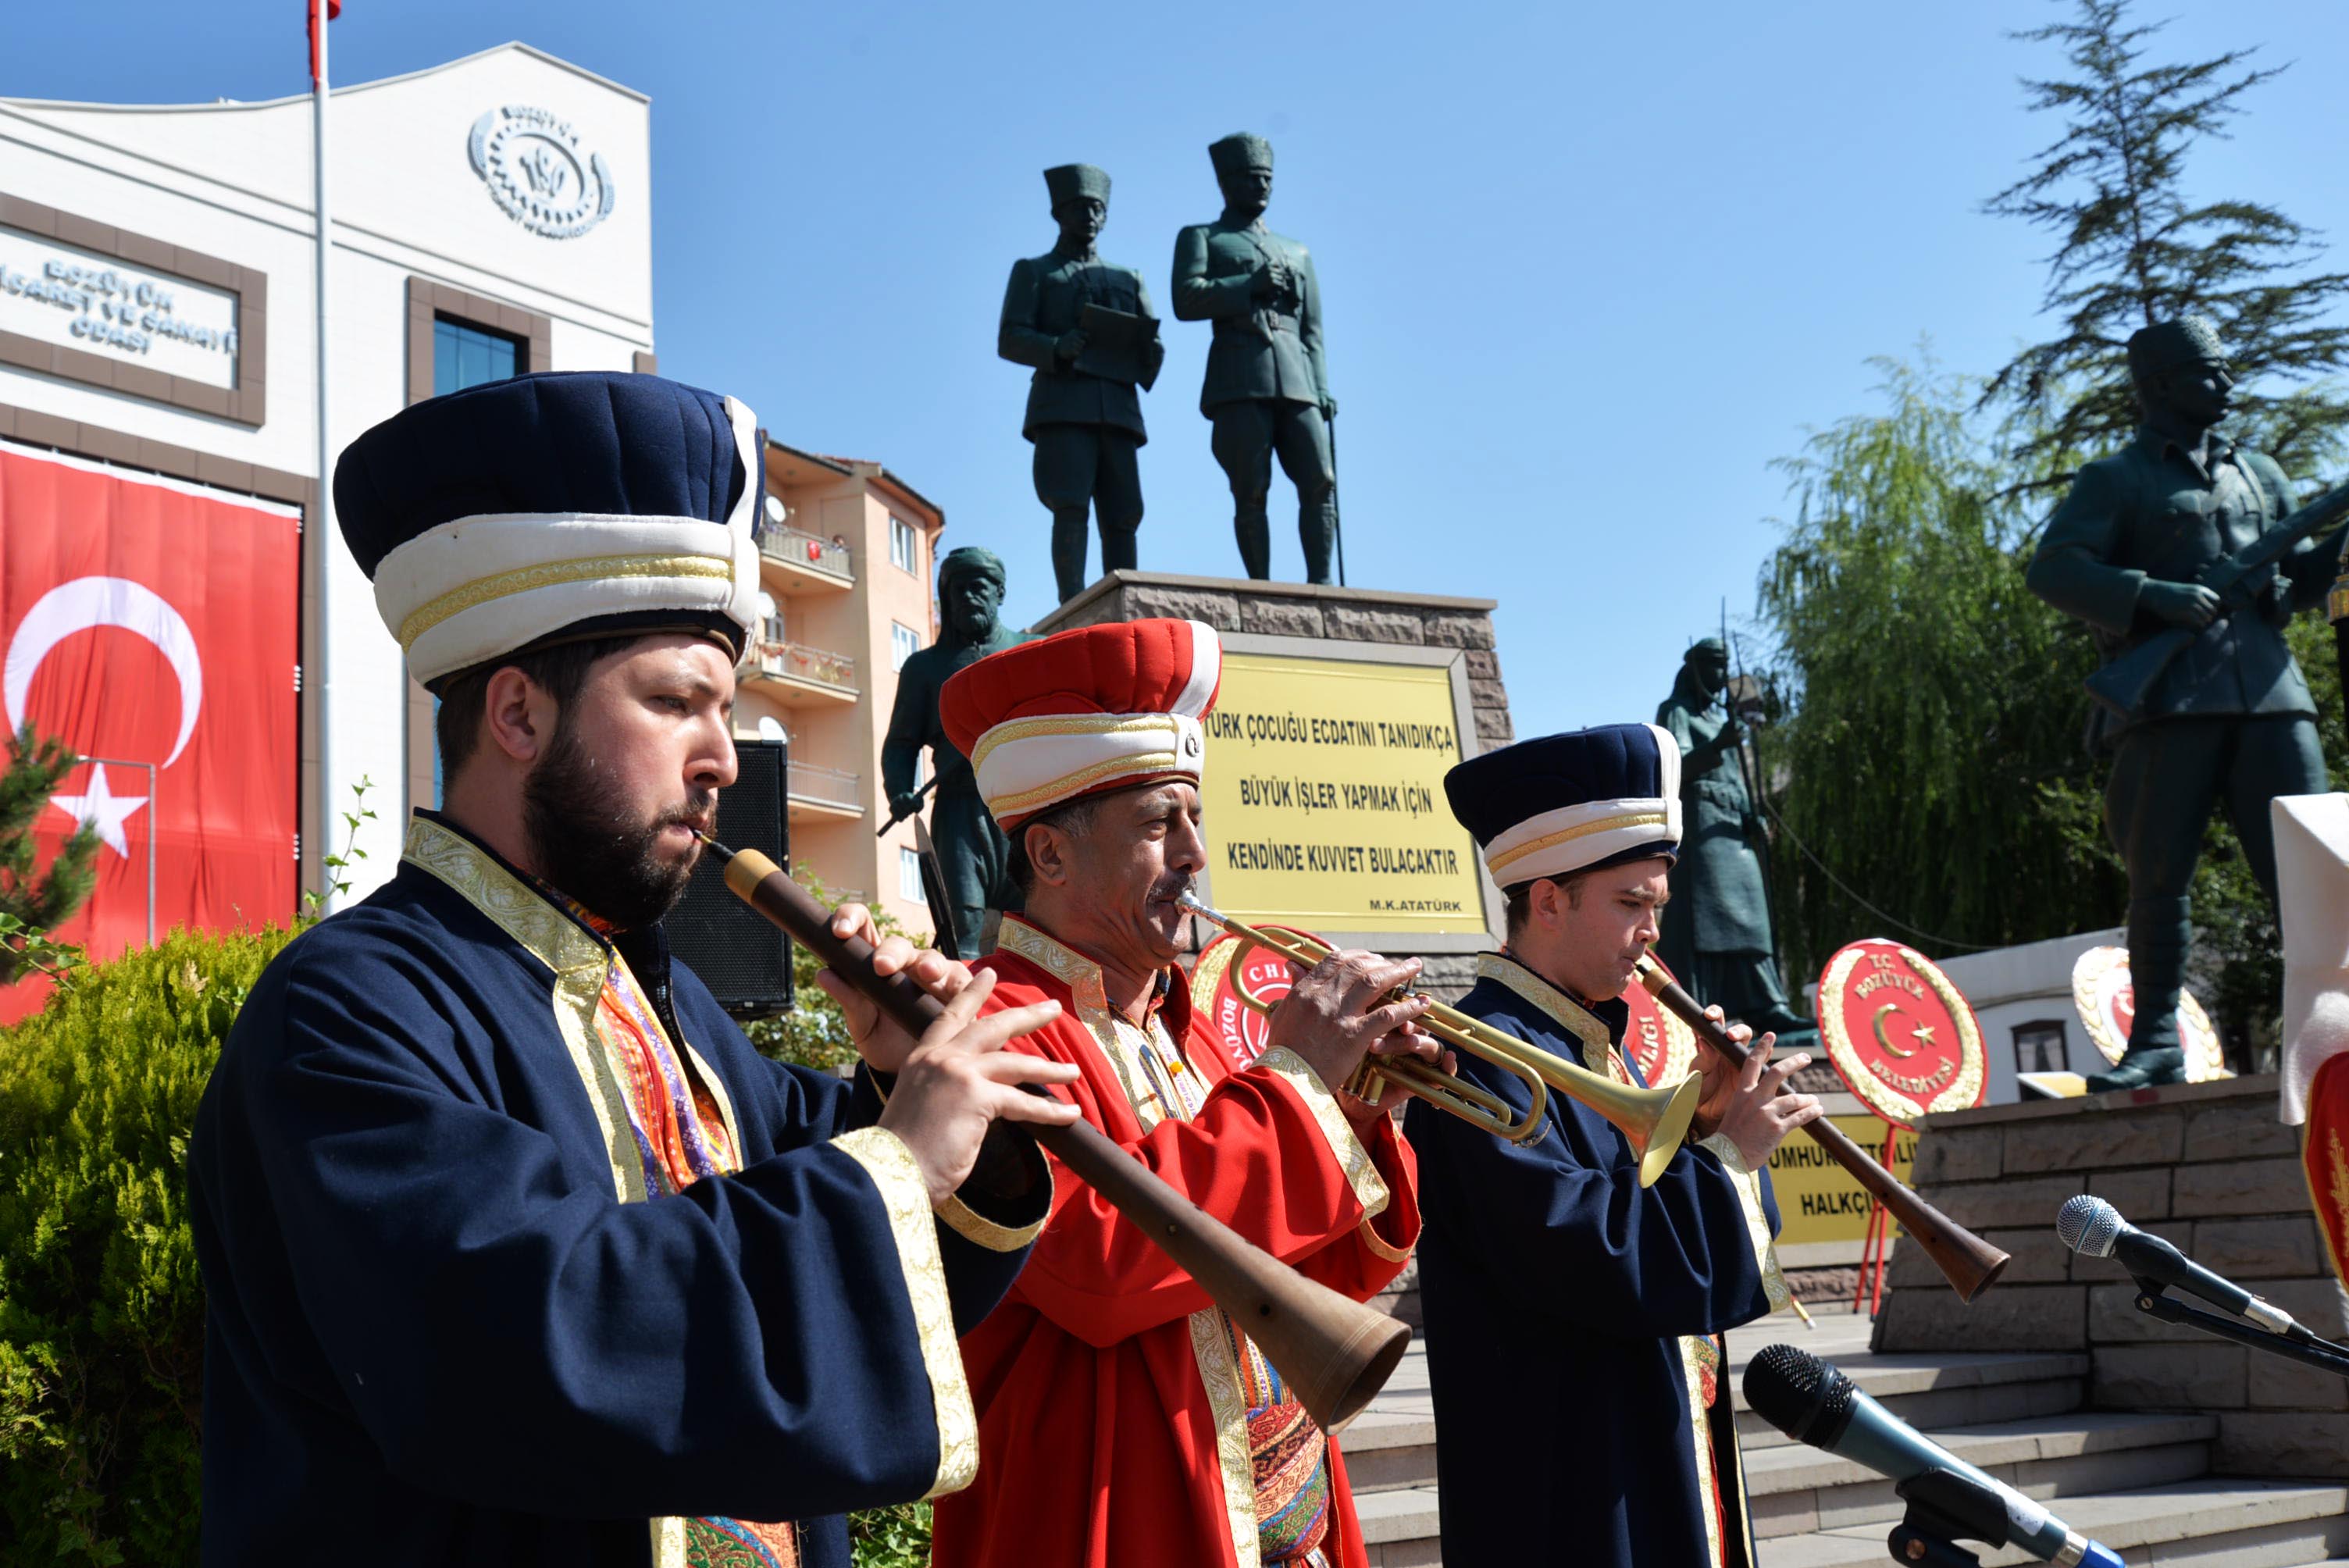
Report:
2056,1195,2304,1338
1745,1345,2123,1568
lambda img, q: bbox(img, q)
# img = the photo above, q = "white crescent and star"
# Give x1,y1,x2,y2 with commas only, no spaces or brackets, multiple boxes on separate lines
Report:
2,576,205,861
1870,1002,1938,1060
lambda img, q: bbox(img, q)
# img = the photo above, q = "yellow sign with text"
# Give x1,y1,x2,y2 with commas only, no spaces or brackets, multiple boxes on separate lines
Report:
1767,1115,1916,1246
1202,651,1488,936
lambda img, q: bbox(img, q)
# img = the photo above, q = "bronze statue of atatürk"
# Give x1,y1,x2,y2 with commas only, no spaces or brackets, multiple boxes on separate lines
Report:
1172,134,1338,583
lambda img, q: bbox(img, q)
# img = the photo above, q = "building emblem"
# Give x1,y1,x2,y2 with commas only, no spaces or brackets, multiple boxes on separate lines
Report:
467,105,616,239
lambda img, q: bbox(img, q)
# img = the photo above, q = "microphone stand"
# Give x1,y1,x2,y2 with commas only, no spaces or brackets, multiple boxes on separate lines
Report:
1884,1469,2032,1567
2129,1281,2349,1378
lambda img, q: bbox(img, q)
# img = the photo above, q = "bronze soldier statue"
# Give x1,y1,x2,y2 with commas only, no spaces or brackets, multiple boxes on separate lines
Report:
1172,133,1338,583
999,163,1164,604
2028,316,2343,1089
1656,638,1814,1042
880,547,1028,952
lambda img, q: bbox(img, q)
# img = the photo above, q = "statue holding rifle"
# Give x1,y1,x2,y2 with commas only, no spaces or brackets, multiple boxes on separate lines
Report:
2028,315,2349,1090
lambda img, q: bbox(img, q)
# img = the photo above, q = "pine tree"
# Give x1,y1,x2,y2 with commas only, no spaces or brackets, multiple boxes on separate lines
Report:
0,725,97,985
1982,0,2349,486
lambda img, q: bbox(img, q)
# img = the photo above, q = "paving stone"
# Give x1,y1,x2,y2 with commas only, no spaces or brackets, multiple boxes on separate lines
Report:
2190,1217,2327,1281
1875,1285,2087,1352
2093,1343,2248,1409
2004,1111,2183,1174
1913,1124,2005,1185
1463,648,1502,681
1117,585,1243,628
1420,611,1495,649
2181,1102,2301,1164
2248,1347,2349,1412
1925,1174,2089,1230
2215,1412,2349,1478
2091,1281,2216,1343
1322,605,1426,645
1467,675,1509,710
1891,1227,2067,1287
2173,1160,2311,1221
1474,707,1513,743
1235,596,1323,637
2089,1165,2176,1221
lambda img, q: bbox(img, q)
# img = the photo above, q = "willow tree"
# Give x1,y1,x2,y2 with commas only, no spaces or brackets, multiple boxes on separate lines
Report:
1754,359,2124,980
1983,0,2349,486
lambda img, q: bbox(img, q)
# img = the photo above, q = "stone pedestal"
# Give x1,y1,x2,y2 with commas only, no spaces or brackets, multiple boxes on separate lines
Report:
1875,1074,2349,1477
1032,571,1514,998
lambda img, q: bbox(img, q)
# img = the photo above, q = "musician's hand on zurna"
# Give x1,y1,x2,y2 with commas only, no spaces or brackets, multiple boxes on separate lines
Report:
1267,950,1443,1131
814,901,982,1073
875,968,1082,1206
1691,1007,1823,1170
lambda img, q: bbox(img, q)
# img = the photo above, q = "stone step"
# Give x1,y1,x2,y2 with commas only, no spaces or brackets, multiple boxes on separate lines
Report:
1745,1409,2215,1538
1723,1315,2086,1451
1759,1477,2349,1567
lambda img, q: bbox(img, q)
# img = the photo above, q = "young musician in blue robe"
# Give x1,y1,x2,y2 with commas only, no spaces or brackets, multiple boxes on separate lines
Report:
1405,724,1823,1568
188,372,1084,1567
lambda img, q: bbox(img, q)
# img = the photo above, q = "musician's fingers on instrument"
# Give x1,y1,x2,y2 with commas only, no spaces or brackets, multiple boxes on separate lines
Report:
900,946,976,1001
918,967,1001,1048
1777,1092,1826,1130
1757,1050,1810,1099
828,901,881,948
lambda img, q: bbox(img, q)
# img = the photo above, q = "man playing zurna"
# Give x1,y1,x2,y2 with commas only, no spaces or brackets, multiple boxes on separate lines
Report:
189,372,1081,1566
925,618,1437,1568
1407,724,1823,1568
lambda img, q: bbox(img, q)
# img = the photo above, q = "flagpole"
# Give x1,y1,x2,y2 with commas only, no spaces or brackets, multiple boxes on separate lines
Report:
311,0,337,909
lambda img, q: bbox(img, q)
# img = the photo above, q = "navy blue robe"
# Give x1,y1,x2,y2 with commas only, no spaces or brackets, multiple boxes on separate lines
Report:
190,813,1047,1566
1405,954,1786,1568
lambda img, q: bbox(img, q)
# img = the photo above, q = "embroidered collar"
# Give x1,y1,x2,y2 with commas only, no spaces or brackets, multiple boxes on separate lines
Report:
996,914,1185,1031
1474,952,1613,1052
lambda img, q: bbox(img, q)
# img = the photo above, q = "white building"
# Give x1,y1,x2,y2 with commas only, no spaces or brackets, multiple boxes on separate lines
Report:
1,42,654,908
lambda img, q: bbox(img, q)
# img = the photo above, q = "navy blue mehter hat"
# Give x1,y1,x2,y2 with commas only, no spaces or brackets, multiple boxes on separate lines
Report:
334,370,761,690
1444,723,1684,890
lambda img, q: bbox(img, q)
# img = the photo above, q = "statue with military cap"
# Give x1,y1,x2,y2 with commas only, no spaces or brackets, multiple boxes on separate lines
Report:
882,546,1031,950
1172,132,1339,583
1656,638,1814,1043
2029,315,2344,1089
999,163,1164,604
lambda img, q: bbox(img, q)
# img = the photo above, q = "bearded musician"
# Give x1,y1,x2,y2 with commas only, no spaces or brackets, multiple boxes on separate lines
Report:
189,372,1082,1566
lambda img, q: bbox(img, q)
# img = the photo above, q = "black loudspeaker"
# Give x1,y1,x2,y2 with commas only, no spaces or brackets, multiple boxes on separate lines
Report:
668,738,793,1018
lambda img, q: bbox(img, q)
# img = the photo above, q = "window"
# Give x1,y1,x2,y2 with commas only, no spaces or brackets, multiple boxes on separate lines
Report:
889,515,918,574
899,847,925,904
433,316,522,395
890,621,922,672
2012,1019,2067,1075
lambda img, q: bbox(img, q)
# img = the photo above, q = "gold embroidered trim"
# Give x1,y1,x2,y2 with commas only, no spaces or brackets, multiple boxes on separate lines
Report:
996,918,1111,1014
1474,953,1613,1052
1253,1046,1388,1221
651,1515,686,1568
1358,1203,1415,1263
401,816,645,1203
1677,1335,1728,1568
939,1190,1050,1253
1189,1306,1264,1568
988,749,1188,818
1485,811,1670,877
832,1127,980,1500
396,552,734,648
1702,1133,1791,1314
971,711,1183,771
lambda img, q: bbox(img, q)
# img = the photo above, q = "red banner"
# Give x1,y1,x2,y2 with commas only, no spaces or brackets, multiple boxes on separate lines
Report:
0,445,299,1020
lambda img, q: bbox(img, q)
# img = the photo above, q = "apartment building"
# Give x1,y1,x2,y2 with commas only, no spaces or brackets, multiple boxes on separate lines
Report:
736,440,944,939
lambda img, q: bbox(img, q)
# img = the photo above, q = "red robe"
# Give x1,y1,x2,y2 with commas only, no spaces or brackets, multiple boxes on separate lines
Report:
932,916,1420,1568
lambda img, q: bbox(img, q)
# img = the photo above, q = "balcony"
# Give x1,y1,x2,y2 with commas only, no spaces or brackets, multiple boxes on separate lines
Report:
759,526,854,594
787,761,865,823
745,637,859,706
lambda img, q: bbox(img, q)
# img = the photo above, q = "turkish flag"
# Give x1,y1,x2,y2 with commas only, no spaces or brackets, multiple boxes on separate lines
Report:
0,444,300,1021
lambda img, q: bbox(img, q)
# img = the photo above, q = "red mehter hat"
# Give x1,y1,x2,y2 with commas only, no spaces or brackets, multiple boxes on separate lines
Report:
941,618,1223,830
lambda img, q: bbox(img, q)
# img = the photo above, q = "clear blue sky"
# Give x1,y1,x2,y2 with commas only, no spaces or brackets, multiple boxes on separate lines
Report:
11,0,2347,738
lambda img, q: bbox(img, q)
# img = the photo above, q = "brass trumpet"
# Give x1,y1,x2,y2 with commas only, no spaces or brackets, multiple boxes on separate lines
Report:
1181,895,1701,1187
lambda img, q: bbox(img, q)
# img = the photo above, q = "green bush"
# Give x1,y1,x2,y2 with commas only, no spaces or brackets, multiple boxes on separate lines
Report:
0,926,294,1565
